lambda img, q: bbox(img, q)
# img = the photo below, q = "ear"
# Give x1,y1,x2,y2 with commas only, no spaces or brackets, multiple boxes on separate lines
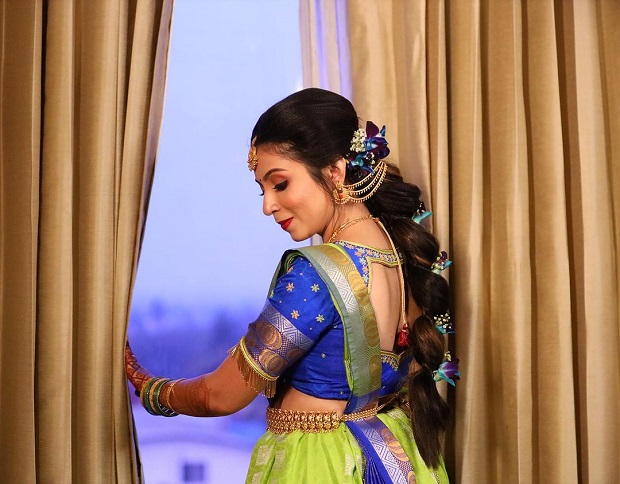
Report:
327,158,347,184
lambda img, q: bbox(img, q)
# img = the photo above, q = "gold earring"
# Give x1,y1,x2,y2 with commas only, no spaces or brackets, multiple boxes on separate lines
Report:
333,181,349,204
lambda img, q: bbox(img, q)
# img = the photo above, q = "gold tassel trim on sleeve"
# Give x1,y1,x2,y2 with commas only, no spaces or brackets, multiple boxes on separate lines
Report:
229,341,277,398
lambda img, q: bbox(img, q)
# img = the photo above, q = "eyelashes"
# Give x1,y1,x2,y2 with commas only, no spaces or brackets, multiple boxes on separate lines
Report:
259,180,288,196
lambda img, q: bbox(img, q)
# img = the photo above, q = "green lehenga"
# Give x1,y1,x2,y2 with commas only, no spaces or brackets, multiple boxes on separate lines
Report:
246,406,448,484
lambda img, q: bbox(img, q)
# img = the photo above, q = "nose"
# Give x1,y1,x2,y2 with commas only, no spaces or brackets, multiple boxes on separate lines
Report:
262,191,280,216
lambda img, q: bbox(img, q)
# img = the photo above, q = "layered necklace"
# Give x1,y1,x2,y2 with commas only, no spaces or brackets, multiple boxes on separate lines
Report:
326,215,375,243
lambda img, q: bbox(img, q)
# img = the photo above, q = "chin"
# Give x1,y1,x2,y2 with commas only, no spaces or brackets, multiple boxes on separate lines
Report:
289,230,312,242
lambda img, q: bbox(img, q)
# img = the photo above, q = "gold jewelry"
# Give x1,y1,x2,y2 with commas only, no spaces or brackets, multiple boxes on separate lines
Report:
326,215,374,243
266,406,378,434
332,160,387,204
374,219,407,330
247,137,258,171
332,181,349,204
163,378,185,414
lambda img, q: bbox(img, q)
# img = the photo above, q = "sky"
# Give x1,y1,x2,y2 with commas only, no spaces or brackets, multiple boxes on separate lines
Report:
132,0,304,314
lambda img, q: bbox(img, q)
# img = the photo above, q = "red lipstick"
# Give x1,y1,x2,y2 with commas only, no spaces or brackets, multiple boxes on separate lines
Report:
278,218,293,230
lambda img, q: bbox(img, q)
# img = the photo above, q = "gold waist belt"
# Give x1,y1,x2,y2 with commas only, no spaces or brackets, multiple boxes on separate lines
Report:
266,406,378,434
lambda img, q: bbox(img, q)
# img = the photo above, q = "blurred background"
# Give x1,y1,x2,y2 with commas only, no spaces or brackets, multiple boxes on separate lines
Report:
128,1,303,482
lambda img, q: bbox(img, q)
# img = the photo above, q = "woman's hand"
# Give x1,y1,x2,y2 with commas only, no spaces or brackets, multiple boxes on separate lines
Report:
125,341,153,395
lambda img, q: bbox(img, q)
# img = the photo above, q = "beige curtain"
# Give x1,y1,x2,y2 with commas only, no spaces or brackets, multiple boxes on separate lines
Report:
299,0,352,97
0,1,173,481
301,1,620,482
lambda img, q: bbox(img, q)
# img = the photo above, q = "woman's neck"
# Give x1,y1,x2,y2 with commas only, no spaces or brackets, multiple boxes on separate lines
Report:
322,206,374,243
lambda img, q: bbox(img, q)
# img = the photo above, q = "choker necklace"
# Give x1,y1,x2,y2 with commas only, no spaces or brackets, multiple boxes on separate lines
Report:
326,215,375,243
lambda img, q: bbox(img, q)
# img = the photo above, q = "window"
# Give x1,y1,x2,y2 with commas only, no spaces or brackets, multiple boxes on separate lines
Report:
129,1,303,481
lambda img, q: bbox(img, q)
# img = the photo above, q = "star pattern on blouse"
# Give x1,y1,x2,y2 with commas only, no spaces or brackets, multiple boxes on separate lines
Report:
291,310,299,319
286,282,294,292
311,284,320,292
287,265,294,274
316,314,325,323
269,289,275,298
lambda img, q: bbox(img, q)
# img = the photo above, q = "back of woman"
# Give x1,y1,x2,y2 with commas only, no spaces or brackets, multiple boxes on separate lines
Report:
126,88,459,483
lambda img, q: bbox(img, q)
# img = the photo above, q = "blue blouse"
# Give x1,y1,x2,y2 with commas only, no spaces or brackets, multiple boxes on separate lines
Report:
235,242,410,401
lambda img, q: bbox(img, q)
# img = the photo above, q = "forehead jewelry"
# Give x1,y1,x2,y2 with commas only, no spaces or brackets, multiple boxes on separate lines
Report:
247,137,258,171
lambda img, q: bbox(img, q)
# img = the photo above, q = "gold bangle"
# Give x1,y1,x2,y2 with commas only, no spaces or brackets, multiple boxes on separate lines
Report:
152,378,171,416
164,378,186,414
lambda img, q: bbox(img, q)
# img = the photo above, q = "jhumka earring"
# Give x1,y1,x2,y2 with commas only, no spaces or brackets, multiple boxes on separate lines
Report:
332,181,350,204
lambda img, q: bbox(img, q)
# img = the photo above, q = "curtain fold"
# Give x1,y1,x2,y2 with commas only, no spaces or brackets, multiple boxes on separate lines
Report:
0,1,173,481
300,0,352,98
300,0,620,482
0,2,43,479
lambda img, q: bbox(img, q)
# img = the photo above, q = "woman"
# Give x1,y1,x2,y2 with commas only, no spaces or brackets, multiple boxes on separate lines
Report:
126,88,458,483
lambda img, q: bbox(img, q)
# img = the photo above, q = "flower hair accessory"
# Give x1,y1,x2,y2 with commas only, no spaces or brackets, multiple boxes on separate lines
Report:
433,311,454,334
433,351,460,386
431,251,452,273
412,201,432,224
333,121,390,204
346,121,390,173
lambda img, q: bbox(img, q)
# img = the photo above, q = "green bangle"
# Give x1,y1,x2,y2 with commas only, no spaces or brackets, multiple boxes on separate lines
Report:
143,378,164,416
140,378,157,415
148,378,167,415
152,379,170,416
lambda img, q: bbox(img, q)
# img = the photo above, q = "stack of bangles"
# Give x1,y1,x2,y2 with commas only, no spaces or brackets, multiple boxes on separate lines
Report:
140,377,185,417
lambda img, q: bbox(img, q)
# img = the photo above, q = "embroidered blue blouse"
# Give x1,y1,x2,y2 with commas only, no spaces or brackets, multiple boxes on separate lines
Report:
235,242,410,401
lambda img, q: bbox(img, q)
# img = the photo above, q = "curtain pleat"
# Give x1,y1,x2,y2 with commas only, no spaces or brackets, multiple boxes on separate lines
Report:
559,2,620,480
36,1,76,480
521,2,578,482
301,0,620,482
0,2,43,482
0,1,173,481
300,0,352,97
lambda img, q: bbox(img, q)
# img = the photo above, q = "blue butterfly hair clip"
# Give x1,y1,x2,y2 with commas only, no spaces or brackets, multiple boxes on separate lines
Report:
431,251,452,274
412,201,432,224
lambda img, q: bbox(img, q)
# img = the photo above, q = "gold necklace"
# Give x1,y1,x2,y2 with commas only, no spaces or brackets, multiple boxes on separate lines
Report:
326,215,374,243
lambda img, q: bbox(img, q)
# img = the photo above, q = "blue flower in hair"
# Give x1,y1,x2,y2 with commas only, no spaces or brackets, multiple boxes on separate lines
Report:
346,121,390,173
433,352,460,386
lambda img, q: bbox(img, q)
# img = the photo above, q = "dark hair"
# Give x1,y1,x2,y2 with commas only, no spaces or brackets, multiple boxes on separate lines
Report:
252,88,451,468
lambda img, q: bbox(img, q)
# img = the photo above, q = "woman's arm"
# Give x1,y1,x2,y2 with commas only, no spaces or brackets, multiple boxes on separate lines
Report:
125,343,259,417
163,355,259,416
125,254,333,417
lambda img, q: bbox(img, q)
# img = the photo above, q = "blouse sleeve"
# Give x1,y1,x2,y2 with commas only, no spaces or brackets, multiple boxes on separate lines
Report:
230,255,336,397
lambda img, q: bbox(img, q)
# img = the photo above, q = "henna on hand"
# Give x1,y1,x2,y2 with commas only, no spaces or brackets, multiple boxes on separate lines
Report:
169,377,214,417
125,342,153,394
